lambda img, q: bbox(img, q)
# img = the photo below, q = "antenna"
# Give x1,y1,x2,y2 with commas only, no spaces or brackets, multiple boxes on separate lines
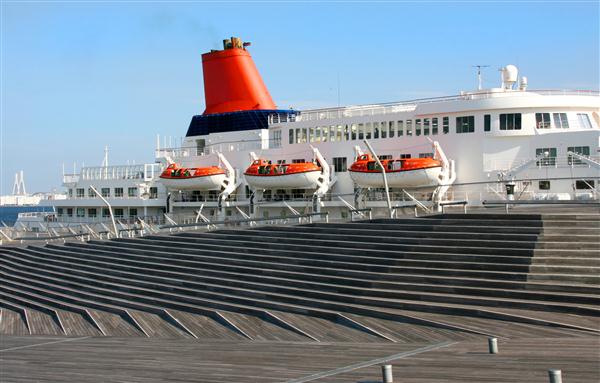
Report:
473,65,490,90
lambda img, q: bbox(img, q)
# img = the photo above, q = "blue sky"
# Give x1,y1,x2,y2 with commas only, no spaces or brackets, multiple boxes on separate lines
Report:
1,1,598,193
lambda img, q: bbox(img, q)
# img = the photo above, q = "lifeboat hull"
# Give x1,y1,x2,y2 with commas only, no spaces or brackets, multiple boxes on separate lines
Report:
349,166,443,188
160,173,226,191
245,170,321,189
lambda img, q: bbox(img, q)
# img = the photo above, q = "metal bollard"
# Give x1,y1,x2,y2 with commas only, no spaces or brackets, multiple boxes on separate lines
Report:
488,337,498,354
381,364,393,383
548,369,562,383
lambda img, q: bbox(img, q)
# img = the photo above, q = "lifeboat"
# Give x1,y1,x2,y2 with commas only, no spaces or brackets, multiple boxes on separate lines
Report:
159,163,227,190
349,154,443,188
244,159,322,189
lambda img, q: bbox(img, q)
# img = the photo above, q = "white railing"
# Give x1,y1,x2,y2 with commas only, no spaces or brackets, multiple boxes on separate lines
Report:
75,163,161,182
485,155,600,172
296,89,599,122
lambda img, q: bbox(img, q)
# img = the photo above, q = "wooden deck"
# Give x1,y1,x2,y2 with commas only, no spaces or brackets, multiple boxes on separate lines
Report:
0,335,598,382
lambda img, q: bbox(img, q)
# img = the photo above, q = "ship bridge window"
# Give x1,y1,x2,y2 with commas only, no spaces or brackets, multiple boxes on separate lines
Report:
442,117,449,134
272,130,282,148
484,114,491,132
500,113,521,130
456,116,475,133
351,124,357,140
333,157,347,172
567,146,590,165
322,126,329,142
536,147,557,167
358,123,364,140
536,113,551,129
432,118,438,135
424,118,430,135
76,188,84,198
344,125,350,140
397,120,404,136
406,120,413,136
577,113,592,129
373,122,380,139
389,121,395,138
553,113,569,129
196,139,206,155
575,180,595,190
415,119,422,136
381,122,388,139
365,123,372,139
288,129,294,144
336,125,343,141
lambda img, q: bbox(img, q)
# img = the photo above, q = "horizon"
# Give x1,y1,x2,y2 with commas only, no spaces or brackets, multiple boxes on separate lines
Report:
1,1,599,194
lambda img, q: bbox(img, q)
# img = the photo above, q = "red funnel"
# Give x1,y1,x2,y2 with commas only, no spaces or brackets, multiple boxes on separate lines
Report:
202,37,276,115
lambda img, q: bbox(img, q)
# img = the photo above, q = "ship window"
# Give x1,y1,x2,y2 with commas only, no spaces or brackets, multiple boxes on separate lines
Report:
76,208,85,217
432,118,438,135
333,157,347,172
397,120,404,136
415,119,422,136
424,118,430,135
351,124,357,140
128,187,137,197
292,159,305,163
500,113,521,130
327,125,334,142
577,113,592,129
442,117,449,134
378,155,392,160
272,130,282,148
308,127,315,143
484,114,491,132
102,208,110,218
381,122,387,138
406,120,413,136
115,208,124,218
322,126,329,142
68,189,73,198
129,208,138,217
301,128,308,143
567,146,590,165
536,147,557,167
149,187,158,199
115,188,123,198
539,180,551,190
373,122,380,139
536,113,551,129
344,125,350,140
553,113,569,129
76,188,84,198
294,128,300,143
101,188,110,197
314,127,321,142
456,116,475,133
358,123,364,140
67,208,73,217
337,125,343,141
389,121,395,138
57,208,64,217
400,154,411,159
365,123,372,139
288,129,294,144
575,180,595,190
419,153,433,158
195,139,205,155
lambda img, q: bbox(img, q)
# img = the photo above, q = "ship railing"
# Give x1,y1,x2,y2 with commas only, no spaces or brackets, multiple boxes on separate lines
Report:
62,174,80,184
296,89,599,122
485,155,600,171
75,163,161,182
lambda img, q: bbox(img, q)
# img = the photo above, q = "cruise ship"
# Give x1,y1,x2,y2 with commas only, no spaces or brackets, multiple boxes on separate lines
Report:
47,36,599,227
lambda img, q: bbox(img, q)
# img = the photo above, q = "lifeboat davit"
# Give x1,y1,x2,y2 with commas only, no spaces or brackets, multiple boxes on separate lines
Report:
349,154,443,188
159,163,226,190
244,159,322,189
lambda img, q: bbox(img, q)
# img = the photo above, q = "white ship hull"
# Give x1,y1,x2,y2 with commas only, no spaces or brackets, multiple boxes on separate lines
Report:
350,166,443,188
160,174,226,191
245,170,322,189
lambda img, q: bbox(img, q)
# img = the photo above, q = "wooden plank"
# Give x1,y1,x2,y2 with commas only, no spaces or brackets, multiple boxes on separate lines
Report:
25,309,62,336
0,308,29,336
86,309,143,337
126,310,190,338
165,309,245,340
55,310,102,337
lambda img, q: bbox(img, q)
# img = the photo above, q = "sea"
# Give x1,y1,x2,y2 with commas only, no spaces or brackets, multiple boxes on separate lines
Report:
0,206,54,226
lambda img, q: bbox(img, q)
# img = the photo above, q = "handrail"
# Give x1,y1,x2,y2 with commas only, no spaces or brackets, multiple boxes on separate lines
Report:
482,199,600,213
159,212,329,230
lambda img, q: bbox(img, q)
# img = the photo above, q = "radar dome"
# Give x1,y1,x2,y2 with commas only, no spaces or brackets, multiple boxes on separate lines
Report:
501,65,519,89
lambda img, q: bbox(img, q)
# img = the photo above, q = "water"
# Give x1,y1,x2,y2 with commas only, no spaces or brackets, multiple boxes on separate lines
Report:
0,206,54,226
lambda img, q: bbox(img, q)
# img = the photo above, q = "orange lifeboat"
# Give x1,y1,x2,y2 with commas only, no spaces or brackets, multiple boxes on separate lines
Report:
159,163,226,190
244,159,322,189
349,154,443,188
